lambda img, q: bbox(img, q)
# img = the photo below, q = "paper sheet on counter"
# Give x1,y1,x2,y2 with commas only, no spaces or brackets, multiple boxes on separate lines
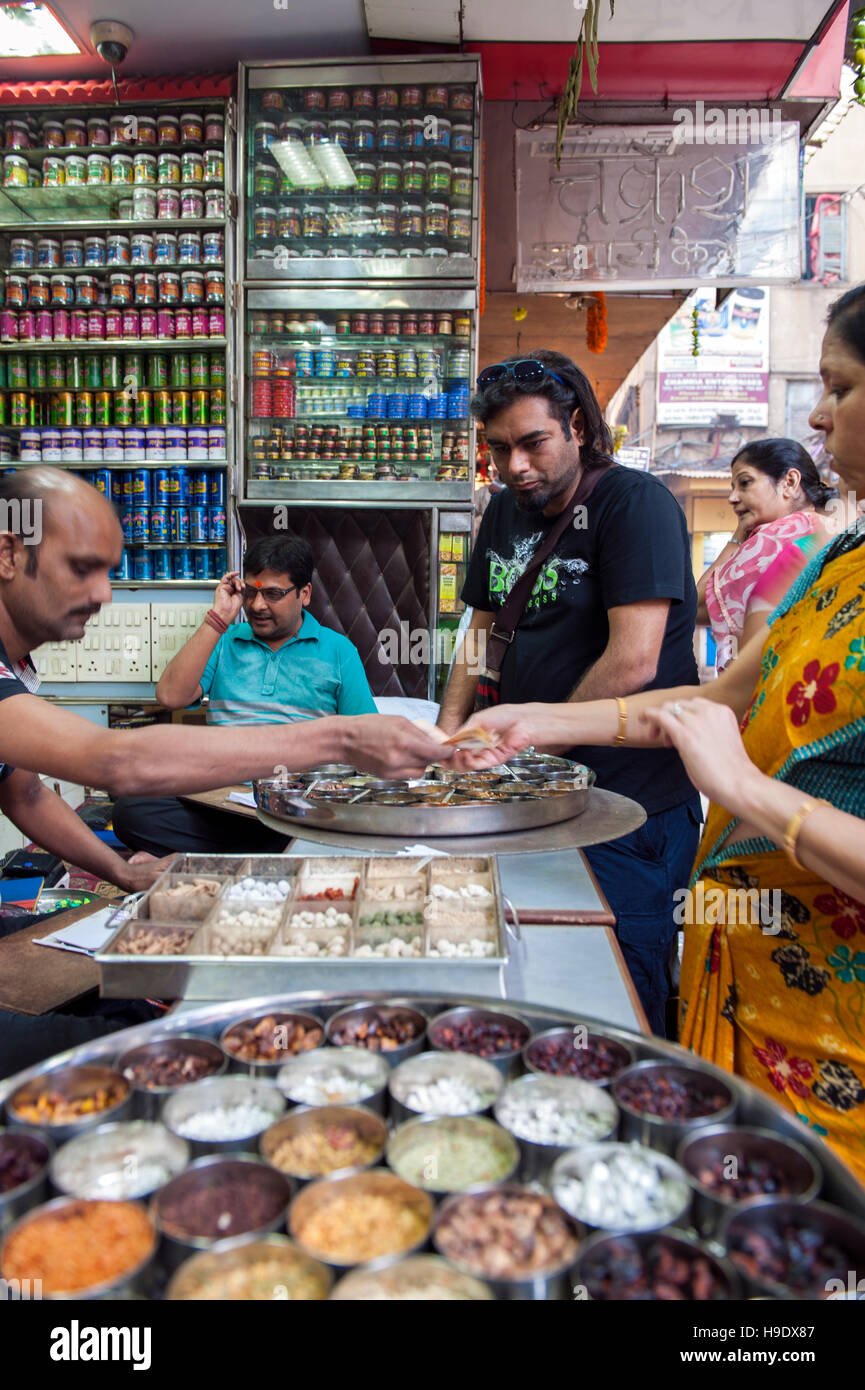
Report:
226,791,256,808
33,905,123,957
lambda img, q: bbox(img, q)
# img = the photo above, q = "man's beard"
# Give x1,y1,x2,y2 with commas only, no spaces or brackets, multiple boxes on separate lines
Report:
512,485,553,513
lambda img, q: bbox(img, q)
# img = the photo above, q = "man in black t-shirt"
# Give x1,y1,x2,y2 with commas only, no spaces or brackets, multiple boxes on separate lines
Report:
438,351,702,1034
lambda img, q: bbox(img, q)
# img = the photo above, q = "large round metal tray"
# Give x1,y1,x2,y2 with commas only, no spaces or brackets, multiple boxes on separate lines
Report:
254,771,596,837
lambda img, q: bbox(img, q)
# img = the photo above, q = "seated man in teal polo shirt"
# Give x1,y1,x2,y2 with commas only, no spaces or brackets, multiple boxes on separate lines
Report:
113,535,377,855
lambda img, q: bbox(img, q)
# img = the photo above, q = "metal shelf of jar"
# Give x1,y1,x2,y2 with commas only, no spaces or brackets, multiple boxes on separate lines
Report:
0,217,228,233
2,262,226,276
243,479,472,503
249,333,467,349
3,142,225,164
245,256,476,281
0,185,225,218
0,338,228,352
0,458,230,468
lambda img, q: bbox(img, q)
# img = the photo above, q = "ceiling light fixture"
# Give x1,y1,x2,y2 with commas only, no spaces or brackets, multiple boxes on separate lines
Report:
0,1,81,56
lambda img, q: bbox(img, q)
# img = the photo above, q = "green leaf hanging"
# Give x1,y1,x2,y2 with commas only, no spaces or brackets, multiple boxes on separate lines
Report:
556,0,615,167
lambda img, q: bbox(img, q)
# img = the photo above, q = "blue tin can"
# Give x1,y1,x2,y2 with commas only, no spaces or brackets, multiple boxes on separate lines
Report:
169,466,191,505
110,551,131,579
151,467,171,503
110,473,123,506
208,470,225,505
314,349,335,377
366,393,386,418
150,505,169,543
152,549,171,580
131,507,150,542
170,506,189,543
172,548,195,580
121,472,135,501
132,549,154,581
190,469,209,502
209,547,227,578
119,510,134,541
294,347,313,378
407,394,428,418
427,394,448,418
189,505,208,542
132,468,152,504
194,549,210,581
207,506,226,542
91,467,112,497
386,393,407,418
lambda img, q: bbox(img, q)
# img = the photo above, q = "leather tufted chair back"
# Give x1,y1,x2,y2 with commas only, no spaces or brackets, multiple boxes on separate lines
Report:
239,506,432,697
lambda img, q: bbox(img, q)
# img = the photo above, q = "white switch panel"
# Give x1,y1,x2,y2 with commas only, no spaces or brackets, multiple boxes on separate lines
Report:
150,604,211,681
34,640,78,682
80,605,152,681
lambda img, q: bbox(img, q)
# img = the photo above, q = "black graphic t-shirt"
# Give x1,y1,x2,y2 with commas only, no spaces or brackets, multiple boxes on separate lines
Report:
0,633,40,784
461,465,699,815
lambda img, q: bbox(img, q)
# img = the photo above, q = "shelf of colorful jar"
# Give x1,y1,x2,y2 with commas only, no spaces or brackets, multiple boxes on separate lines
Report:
248,333,467,348
3,142,226,163
0,339,229,353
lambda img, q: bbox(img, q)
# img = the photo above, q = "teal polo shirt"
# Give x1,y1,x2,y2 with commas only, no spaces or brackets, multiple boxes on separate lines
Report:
200,611,377,724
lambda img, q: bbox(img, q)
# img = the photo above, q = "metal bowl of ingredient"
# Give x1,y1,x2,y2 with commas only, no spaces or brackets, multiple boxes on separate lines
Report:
573,1226,741,1301
260,1104,387,1184
388,1051,504,1124
387,1114,520,1195
721,1197,865,1300
289,1168,434,1270
613,1059,737,1156
116,1035,228,1120
551,1140,692,1236
161,1074,286,1158
329,1253,494,1300
0,1193,157,1300
152,1154,293,1273
427,1005,531,1079
494,1074,619,1183
433,1183,579,1301
325,1001,428,1064
275,1046,390,1116
523,1026,635,1087
0,1129,53,1232
50,1120,189,1202
219,1011,325,1078
5,1064,132,1144
677,1125,823,1238
166,1231,333,1301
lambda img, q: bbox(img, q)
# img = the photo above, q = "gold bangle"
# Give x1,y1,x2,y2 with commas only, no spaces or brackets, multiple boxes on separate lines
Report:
612,697,627,746
784,797,831,870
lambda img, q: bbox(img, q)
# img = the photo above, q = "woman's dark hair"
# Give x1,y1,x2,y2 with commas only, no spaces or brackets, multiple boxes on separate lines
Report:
470,349,614,471
730,438,837,509
827,283,865,364
244,535,313,588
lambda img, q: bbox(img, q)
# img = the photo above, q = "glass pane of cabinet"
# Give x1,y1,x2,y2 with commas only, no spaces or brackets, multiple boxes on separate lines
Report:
240,59,480,281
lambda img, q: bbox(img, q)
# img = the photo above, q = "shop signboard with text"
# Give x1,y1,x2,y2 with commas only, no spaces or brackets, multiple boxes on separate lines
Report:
515,122,800,293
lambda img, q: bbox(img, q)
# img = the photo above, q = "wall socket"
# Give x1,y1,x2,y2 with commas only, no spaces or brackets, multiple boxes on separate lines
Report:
151,604,211,681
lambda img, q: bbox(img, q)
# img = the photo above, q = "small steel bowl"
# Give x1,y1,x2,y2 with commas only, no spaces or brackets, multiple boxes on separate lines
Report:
330,1253,494,1300
388,1051,504,1124
325,1001,428,1065
50,1120,189,1202
494,1074,619,1184
433,1183,579,1300
676,1124,823,1239
427,1005,531,1079
0,1194,157,1300
5,1064,132,1144
260,1104,387,1184
219,1011,325,1078
276,1047,390,1116
152,1154,293,1274
387,1114,520,1195
166,1231,333,1301
161,1074,286,1158
0,1130,52,1232
289,1168,434,1270
116,1034,228,1120
721,1197,865,1300
523,1026,635,1087
299,764,357,781
613,1059,737,1156
551,1141,693,1236
506,755,574,773
573,1226,741,1301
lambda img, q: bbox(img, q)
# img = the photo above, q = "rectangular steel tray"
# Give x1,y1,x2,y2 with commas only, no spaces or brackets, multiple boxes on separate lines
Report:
96,853,512,1000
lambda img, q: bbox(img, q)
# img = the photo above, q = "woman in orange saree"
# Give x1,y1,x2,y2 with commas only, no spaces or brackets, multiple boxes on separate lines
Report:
454,285,865,1185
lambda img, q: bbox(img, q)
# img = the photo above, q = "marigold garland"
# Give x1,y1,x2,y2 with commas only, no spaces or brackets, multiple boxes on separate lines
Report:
586,291,608,354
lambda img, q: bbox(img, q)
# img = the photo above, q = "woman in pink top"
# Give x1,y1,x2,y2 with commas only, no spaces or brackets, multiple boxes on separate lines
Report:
696,439,834,669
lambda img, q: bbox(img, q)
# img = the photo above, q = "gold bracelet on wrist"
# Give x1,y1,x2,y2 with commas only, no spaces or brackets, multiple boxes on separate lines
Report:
783,798,831,870
612,697,627,746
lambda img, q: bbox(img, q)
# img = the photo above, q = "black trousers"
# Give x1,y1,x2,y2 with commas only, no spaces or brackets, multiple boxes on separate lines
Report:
0,998,163,1080
112,796,290,857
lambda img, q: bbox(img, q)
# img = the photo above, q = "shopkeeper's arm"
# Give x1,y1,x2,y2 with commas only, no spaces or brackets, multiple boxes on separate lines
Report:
436,608,494,734
0,698,449,793
0,770,173,892
156,570,242,709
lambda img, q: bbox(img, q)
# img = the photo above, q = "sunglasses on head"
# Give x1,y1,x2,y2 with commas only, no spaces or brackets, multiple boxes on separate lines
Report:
476,359,568,390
